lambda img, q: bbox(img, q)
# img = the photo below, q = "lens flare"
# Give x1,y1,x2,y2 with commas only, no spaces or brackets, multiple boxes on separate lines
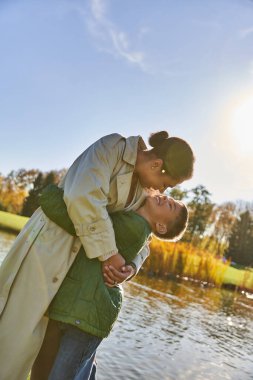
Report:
231,96,253,155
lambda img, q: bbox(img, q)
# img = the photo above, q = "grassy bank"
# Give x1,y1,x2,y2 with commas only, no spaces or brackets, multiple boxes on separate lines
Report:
0,211,28,233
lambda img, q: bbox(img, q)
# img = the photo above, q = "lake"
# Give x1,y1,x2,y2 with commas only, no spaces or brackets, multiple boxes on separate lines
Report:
1,231,253,380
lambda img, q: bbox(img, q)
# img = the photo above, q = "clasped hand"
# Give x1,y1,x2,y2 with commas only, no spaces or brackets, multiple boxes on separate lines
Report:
102,253,135,287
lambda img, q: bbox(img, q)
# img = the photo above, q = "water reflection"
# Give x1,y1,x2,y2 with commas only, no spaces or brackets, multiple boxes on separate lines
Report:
96,276,253,379
0,230,17,265
1,232,253,379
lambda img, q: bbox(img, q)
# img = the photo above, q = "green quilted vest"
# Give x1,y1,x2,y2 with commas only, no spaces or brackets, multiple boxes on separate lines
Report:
39,185,151,338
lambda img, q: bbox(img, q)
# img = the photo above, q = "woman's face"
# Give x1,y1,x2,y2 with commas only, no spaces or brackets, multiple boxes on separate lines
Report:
144,194,184,226
137,159,182,192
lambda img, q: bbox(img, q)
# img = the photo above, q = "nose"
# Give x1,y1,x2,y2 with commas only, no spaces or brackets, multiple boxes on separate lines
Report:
159,195,168,205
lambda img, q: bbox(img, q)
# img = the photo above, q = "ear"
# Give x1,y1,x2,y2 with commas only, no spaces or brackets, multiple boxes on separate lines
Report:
151,158,163,170
155,222,167,235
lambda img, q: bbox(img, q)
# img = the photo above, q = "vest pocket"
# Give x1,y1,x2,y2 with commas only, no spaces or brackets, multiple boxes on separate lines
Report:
95,282,123,333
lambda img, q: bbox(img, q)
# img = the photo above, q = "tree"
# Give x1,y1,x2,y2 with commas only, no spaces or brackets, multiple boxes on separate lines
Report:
21,169,67,216
7,169,40,190
225,211,253,267
0,174,5,211
22,172,45,216
167,186,188,201
185,185,214,244
206,202,237,255
0,172,28,214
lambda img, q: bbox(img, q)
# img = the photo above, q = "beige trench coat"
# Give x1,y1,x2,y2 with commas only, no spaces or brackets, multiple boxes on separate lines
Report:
0,134,149,380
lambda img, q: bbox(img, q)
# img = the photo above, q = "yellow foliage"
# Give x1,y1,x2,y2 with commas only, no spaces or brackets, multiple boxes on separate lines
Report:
0,187,28,214
144,237,230,286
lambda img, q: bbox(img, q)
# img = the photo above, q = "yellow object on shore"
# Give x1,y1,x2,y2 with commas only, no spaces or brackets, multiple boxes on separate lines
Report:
223,265,253,290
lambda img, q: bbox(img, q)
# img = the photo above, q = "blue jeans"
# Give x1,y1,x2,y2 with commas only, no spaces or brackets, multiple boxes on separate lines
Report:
48,323,102,380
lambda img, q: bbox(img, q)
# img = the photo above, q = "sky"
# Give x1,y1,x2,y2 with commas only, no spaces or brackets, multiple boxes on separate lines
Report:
0,0,253,204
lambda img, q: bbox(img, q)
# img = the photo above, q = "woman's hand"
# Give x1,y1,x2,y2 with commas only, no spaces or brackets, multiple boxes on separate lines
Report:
102,253,126,271
102,261,136,287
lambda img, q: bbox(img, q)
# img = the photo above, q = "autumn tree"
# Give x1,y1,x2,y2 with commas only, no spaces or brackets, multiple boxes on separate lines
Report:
0,171,29,214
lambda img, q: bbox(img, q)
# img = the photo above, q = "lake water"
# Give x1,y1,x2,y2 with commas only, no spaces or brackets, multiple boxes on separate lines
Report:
1,232,253,380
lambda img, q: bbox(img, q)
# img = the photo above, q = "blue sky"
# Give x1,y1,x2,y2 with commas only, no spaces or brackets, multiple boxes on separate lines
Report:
0,0,253,204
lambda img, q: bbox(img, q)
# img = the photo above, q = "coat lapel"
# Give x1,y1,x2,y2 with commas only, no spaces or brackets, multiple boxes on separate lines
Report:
115,172,133,209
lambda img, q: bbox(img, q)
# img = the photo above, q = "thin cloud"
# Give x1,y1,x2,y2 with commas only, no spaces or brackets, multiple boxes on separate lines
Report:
90,0,106,21
87,0,148,71
64,0,180,77
109,30,144,65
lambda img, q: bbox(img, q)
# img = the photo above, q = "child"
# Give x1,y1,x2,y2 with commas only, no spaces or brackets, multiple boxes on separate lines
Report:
31,184,188,380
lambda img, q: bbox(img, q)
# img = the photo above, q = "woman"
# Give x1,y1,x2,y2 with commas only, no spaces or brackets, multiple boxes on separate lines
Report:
0,131,194,380
31,186,188,380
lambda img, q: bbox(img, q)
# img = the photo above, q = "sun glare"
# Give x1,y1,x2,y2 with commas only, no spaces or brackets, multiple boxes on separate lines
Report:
231,96,253,155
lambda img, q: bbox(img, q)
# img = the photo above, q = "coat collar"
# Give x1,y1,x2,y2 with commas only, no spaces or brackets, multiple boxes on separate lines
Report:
122,135,147,166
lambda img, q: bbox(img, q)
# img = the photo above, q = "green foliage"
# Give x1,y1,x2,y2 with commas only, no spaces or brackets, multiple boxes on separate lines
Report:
184,185,214,244
225,211,253,267
205,202,237,255
167,186,188,200
22,172,45,216
22,171,64,217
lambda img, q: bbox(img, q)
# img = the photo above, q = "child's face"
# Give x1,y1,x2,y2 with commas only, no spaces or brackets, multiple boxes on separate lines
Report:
145,194,184,226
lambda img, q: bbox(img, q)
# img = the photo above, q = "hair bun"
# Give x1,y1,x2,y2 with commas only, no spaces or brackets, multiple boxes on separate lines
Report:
148,131,169,147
